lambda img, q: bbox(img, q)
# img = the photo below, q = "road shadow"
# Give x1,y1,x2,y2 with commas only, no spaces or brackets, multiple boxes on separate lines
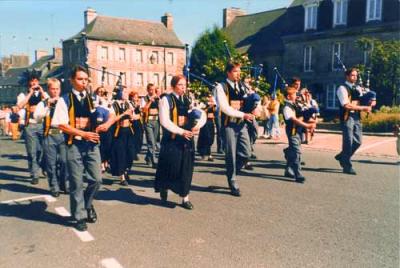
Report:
0,183,49,195
353,159,399,166
1,154,27,160
0,165,28,172
190,184,233,196
95,187,176,209
0,200,72,227
300,167,343,174
0,171,32,183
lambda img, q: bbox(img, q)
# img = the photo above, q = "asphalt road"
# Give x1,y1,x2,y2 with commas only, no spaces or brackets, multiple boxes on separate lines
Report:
0,135,398,268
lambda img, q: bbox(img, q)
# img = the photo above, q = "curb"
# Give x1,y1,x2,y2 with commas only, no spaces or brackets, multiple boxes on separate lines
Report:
316,129,393,137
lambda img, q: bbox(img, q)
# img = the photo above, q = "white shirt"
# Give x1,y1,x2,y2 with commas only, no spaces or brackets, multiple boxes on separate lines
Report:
214,79,245,119
17,91,49,124
283,101,295,121
337,81,355,107
51,89,110,127
33,101,49,123
159,93,206,135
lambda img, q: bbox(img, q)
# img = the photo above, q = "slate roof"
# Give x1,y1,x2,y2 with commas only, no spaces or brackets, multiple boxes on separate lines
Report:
65,15,184,48
0,67,28,86
224,8,287,56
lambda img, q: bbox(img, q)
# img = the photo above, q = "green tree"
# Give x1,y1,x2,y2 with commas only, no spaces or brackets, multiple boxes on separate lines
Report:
190,26,236,81
356,38,400,106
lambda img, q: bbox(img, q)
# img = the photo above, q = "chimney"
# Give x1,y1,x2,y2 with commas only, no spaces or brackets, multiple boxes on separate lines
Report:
84,7,97,27
161,13,173,31
52,47,63,62
35,49,48,61
223,7,246,28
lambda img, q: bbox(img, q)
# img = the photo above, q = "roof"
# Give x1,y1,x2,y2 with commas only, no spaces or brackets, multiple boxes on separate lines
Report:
0,67,28,86
65,15,184,48
224,8,287,56
289,0,304,7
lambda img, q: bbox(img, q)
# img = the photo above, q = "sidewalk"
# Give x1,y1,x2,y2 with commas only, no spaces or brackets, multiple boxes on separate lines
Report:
257,127,398,159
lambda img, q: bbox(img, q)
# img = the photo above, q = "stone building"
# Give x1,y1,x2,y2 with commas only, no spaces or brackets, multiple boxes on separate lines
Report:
63,8,186,95
0,48,63,105
223,0,400,111
0,54,30,77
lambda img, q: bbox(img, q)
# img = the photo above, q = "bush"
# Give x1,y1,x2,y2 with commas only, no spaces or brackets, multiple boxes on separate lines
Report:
361,111,400,132
378,105,400,114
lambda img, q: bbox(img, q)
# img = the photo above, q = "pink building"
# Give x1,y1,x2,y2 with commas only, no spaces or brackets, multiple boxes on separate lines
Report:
63,8,186,95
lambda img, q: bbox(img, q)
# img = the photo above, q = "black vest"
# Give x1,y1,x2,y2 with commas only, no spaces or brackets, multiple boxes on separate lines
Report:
162,94,190,142
29,93,43,106
339,83,361,121
72,93,91,118
221,81,247,126
145,95,159,110
42,100,57,136
283,100,302,137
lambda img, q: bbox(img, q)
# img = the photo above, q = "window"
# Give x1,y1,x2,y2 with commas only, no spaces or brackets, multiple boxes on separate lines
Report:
118,48,126,61
166,52,174,65
100,46,108,60
136,49,143,63
326,84,339,109
136,73,144,86
167,74,173,88
303,46,313,72
366,0,382,21
363,43,374,66
153,73,160,86
332,42,344,71
333,0,348,26
304,4,318,30
150,51,159,64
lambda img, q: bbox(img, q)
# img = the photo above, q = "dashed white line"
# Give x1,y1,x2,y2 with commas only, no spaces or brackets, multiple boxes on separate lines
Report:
54,206,95,242
100,258,124,268
0,194,57,204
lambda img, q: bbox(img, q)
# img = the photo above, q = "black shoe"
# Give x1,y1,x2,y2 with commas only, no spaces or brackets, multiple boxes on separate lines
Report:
335,153,344,168
181,201,194,210
75,220,87,231
40,170,47,178
50,190,60,197
250,154,257,160
295,174,306,183
86,206,97,223
160,189,168,202
284,169,295,178
230,187,241,197
124,172,130,181
244,163,254,170
145,157,151,166
300,161,306,166
120,179,128,186
31,177,39,185
343,167,357,175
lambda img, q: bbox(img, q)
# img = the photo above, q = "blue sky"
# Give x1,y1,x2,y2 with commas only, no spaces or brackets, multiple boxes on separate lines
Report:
0,0,292,63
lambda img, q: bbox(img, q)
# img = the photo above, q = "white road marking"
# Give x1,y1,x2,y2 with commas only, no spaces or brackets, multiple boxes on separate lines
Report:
54,206,95,242
357,138,396,153
0,194,57,204
54,206,71,217
100,258,124,268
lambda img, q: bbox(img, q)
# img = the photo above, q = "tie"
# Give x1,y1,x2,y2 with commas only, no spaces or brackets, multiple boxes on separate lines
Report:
79,92,85,106
179,96,183,103
234,83,239,94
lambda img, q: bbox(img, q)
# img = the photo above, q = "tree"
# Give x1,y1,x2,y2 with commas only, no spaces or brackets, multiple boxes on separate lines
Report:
356,38,400,106
189,26,271,100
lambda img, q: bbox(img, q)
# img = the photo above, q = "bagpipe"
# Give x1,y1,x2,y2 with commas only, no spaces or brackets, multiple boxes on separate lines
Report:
335,53,376,106
272,66,318,120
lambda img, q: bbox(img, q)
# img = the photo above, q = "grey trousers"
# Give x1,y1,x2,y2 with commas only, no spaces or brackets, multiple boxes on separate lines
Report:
43,133,68,192
215,113,225,152
144,120,160,164
67,141,101,221
340,114,362,169
286,133,302,175
24,123,43,178
224,122,251,186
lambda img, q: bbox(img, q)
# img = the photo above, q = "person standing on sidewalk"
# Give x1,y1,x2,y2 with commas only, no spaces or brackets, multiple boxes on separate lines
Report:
335,68,373,175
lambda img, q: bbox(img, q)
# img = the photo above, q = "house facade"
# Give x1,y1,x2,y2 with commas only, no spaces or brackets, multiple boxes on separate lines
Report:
63,8,186,95
224,0,400,111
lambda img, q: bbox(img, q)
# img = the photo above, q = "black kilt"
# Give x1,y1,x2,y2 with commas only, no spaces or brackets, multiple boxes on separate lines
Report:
154,138,194,197
197,119,215,156
110,127,135,176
